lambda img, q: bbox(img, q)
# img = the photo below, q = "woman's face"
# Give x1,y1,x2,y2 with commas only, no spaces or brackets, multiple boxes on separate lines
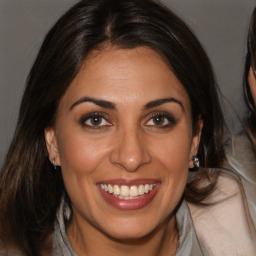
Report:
248,67,256,106
45,47,202,240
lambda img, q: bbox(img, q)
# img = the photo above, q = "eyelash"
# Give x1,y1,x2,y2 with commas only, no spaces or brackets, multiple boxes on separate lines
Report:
79,111,177,130
79,112,111,129
145,112,177,128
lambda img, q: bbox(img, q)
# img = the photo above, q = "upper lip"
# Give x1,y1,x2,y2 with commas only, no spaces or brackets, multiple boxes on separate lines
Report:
96,179,161,186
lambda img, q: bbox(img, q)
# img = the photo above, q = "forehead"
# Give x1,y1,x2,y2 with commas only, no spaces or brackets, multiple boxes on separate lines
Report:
59,46,191,112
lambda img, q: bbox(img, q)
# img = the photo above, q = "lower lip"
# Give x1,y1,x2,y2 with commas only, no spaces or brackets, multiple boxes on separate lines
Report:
98,184,160,210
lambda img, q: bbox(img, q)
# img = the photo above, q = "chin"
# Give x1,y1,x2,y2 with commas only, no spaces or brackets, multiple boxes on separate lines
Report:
100,216,164,242
106,228,154,242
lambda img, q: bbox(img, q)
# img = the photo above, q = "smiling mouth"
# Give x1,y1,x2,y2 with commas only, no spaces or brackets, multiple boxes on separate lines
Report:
99,183,157,200
97,180,160,210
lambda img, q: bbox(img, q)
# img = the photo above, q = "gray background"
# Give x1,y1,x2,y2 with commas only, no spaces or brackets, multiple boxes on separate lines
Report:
0,0,255,167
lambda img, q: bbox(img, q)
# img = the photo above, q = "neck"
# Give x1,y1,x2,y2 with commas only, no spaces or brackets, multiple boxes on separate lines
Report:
67,214,178,256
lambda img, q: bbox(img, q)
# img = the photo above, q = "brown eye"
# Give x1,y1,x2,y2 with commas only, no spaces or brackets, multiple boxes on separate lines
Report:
145,113,176,128
87,116,104,126
80,113,111,128
152,115,166,126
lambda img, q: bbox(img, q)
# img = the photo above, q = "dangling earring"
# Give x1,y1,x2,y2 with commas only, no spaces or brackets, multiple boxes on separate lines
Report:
51,158,57,170
192,155,200,168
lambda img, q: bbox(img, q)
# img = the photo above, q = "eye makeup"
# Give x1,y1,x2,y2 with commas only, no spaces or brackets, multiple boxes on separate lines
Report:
144,111,177,129
79,112,112,129
78,109,178,131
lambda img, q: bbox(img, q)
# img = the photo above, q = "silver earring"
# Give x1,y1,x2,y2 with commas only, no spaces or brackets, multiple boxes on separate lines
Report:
52,158,57,170
192,155,200,168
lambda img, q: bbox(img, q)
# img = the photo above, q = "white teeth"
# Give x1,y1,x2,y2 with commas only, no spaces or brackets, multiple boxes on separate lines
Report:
120,185,130,196
138,185,145,195
108,184,113,193
113,185,120,195
145,184,149,193
130,186,138,197
100,183,156,199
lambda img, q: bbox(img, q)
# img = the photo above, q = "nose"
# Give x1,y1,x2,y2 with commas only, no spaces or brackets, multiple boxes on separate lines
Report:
110,129,152,172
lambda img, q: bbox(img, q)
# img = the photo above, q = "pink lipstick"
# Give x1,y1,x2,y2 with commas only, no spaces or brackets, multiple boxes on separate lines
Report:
97,179,160,210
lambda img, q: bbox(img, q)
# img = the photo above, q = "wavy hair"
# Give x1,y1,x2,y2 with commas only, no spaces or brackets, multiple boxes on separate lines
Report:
0,0,225,254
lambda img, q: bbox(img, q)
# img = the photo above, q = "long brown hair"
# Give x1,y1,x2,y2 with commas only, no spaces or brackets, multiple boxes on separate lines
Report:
0,0,225,254
244,7,256,153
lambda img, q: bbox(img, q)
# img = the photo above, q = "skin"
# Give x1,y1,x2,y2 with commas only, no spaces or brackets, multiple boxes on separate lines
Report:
248,67,256,106
45,46,203,256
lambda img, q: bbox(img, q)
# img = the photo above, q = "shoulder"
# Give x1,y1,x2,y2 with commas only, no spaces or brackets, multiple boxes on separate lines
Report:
224,133,256,226
224,133,256,181
187,169,256,255
188,169,249,211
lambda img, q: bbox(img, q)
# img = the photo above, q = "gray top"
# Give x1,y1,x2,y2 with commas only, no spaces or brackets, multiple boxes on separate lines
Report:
1,139,256,256
51,199,203,256
224,133,256,227
51,165,256,255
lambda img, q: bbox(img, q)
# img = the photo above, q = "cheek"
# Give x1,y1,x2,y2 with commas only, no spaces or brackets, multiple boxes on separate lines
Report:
151,127,191,201
250,82,256,106
56,133,112,212
248,68,256,106
152,128,192,171
57,131,111,178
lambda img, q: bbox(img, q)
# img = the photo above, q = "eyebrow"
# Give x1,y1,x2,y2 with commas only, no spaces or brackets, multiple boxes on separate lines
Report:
69,97,116,111
69,96,184,111
144,97,184,111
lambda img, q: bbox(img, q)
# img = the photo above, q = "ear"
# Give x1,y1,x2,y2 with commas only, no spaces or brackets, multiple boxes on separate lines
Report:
189,116,203,168
248,67,256,106
45,127,61,166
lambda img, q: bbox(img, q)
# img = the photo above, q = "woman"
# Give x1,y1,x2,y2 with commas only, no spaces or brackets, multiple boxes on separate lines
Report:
0,0,255,255
225,7,256,227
